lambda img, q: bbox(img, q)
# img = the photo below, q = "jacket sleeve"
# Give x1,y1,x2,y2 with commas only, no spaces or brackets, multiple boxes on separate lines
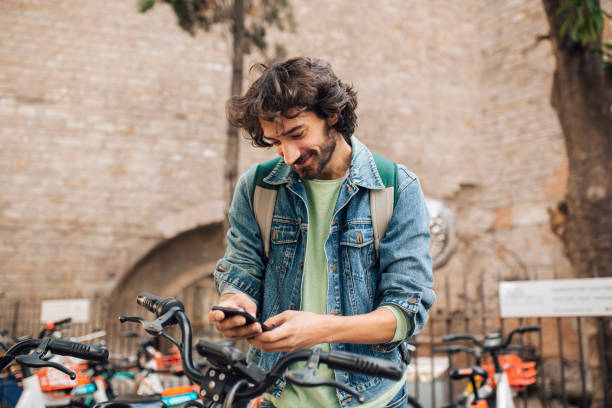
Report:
372,166,435,352
214,165,266,308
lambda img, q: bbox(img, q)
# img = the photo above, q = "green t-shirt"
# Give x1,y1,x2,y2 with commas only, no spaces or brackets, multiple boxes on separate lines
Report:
264,178,408,407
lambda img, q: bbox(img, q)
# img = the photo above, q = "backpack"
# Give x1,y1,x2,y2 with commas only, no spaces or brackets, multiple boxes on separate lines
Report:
252,153,398,258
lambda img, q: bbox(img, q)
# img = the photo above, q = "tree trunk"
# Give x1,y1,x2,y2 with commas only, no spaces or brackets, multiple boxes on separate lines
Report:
224,0,245,224
542,1,612,405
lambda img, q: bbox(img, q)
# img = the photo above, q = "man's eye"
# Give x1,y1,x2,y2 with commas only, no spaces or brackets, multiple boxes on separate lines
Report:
290,132,304,139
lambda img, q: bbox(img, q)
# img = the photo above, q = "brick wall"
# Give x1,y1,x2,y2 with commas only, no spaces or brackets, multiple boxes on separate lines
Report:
1,0,572,308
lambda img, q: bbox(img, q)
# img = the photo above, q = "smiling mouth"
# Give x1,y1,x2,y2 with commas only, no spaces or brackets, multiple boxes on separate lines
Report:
294,153,313,167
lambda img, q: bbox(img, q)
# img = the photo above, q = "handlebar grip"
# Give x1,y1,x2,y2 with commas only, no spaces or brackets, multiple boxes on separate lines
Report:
518,325,541,333
324,351,404,380
48,339,109,362
137,293,184,316
53,317,72,326
450,365,488,381
433,345,472,354
442,333,476,343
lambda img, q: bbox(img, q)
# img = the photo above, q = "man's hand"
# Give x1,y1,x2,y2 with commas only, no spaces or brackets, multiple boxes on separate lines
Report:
247,310,332,352
208,293,262,341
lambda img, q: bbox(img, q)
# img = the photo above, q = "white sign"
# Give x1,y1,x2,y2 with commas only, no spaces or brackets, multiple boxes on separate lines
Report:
41,299,91,323
499,278,612,318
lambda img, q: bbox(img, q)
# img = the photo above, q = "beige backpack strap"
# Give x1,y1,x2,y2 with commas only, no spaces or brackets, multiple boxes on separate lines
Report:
370,187,395,256
253,185,277,258
252,158,282,259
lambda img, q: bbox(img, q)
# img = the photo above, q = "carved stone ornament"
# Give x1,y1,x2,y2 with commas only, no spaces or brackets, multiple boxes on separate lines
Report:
425,198,457,270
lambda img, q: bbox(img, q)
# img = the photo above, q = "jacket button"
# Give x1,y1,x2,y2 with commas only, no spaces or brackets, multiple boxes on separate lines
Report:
299,262,303,269
297,217,302,224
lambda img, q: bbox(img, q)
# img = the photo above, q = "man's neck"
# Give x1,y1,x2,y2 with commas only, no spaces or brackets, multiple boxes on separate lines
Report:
318,135,352,180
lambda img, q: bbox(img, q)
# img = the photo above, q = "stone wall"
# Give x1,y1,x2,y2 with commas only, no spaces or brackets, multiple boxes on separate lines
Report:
1,0,573,312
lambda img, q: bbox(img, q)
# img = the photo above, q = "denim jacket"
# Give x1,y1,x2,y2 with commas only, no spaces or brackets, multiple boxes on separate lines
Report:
214,136,435,407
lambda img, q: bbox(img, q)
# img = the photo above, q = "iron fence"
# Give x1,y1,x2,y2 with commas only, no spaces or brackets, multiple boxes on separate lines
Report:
1,276,608,408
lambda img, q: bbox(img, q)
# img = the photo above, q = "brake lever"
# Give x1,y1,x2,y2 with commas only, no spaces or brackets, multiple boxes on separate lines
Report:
119,313,180,350
14,338,77,380
120,315,163,336
119,316,146,325
285,349,365,403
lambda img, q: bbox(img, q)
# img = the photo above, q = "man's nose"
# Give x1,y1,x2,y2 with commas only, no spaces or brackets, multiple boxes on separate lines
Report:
280,143,300,165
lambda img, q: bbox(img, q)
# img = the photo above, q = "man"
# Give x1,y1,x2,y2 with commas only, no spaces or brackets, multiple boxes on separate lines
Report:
209,57,435,407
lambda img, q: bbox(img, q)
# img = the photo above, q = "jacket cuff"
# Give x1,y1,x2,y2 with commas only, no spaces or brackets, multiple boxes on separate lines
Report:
214,260,262,308
370,292,421,353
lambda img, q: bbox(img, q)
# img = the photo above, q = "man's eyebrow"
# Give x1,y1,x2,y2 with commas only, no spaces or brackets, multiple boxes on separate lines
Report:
282,125,304,136
264,125,304,141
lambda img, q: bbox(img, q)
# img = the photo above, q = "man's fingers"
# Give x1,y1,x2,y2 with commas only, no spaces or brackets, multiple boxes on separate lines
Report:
208,310,225,322
218,315,247,329
263,311,290,328
218,322,261,339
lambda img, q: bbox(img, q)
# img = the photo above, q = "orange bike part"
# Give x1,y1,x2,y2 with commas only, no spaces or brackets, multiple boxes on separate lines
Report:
155,347,182,370
37,363,90,395
161,385,199,397
482,354,537,389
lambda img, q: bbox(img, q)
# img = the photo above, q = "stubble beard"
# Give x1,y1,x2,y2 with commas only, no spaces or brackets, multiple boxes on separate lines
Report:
294,128,337,180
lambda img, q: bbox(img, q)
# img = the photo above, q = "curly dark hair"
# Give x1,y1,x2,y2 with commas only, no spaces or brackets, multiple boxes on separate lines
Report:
226,57,358,147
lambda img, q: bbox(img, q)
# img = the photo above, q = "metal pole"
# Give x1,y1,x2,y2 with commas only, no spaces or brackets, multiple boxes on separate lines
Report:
576,317,588,408
597,317,610,407
430,319,436,408
556,316,568,408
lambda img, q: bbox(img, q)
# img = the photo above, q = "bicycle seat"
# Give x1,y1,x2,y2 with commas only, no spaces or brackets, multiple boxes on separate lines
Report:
93,394,165,408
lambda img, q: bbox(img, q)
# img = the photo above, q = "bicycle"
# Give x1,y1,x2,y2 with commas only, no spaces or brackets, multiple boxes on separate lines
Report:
436,325,540,408
95,293,414,408
0,337,108,408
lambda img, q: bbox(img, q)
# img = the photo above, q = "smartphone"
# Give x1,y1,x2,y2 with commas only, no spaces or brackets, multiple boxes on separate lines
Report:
212,306,272,332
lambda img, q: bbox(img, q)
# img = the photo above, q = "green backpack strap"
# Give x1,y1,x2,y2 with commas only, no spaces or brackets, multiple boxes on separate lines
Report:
253,157,281,258
370,153,398,256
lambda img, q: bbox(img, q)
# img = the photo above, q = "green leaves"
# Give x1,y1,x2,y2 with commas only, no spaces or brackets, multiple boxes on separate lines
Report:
139,0,157,13
137,0,294,60
555,0,612,72
555,0,606,46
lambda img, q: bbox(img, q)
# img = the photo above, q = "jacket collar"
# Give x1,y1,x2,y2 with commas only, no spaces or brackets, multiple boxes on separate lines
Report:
263,135,386,190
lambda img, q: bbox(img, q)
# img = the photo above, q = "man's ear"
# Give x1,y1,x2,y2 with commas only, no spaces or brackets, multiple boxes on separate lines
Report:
327,114,339,127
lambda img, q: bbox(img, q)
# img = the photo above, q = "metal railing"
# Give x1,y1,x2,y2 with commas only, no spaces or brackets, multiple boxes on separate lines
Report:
1,276,608,407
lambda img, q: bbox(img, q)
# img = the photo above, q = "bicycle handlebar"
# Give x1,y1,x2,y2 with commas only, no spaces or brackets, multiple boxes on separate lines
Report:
505,325,540,347
443,325,541,351
0,338,108,372
433,345,476,355
124,293,405,406
327,350,403,378
53,317,72,326
442,333,483,347
48,339,108,361
137,292,184,316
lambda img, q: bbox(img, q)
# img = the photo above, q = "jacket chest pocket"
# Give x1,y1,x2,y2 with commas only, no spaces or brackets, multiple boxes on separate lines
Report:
269,220,300,273
339,222,376,280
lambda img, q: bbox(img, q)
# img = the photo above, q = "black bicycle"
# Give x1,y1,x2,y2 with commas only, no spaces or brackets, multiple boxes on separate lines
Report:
95,293,420,408
0,337,108,408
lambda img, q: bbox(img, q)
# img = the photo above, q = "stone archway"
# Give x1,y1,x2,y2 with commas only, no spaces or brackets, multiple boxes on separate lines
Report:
108,222,226,321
